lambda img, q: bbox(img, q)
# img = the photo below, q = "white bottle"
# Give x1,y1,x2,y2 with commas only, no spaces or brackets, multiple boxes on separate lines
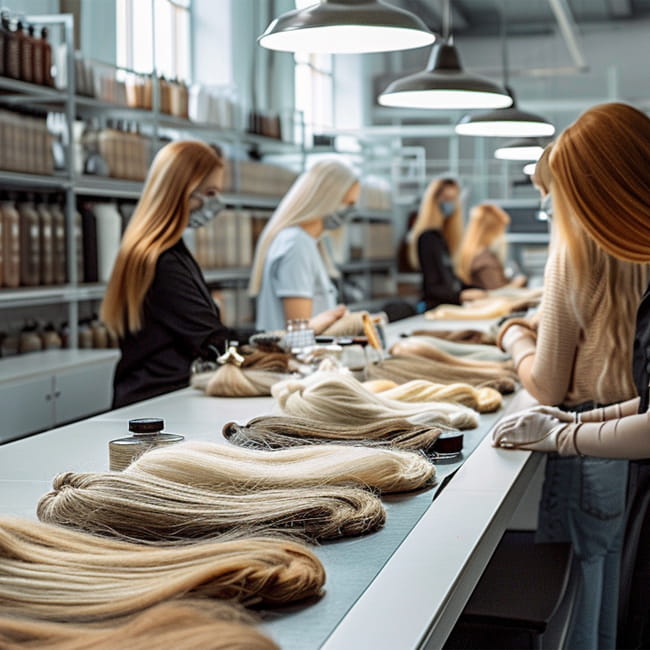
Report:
93,202,122,283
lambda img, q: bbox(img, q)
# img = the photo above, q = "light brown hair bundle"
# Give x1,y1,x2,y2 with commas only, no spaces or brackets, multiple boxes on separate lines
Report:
0,516,325,621
0,600,278,650
367,356,517,394
37,472,385,542
126,441,435,494
411,329,497,346
223,416,443,454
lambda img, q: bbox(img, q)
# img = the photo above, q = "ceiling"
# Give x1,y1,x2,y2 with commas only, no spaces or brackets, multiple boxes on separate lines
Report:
392,0,650,36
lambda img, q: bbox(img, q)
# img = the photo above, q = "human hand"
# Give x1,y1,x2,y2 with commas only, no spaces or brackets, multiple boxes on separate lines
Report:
460,288,488,303
512,274,528,288
499,324,532,353
492,411,565,452
527,404,576,423
309,304,347,334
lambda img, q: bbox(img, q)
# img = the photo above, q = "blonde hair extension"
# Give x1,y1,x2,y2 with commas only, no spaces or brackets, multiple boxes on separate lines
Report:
125,441,435,494
37,472,385,542
322,312,366,337
223,416,443,453
411,329,497,346
367,356,517,394
425,289,542,320
364,379,502,414
271,372,479,430
192,365,289,397
0,516,325,620
0,600,278,650
403,335,509,362
390,338,513,372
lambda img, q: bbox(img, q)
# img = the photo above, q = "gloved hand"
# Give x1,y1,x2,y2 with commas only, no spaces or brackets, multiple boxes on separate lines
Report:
526,404,577,423
492,410,567,452
499,324,533,354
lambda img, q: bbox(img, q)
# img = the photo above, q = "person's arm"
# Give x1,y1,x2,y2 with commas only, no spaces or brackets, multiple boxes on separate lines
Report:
282,297,346,334
577,398,642,421
499,252,581,405
418,231,462,307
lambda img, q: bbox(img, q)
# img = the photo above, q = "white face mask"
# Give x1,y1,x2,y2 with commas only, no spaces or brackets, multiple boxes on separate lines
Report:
323,204,357,230
188,194,225,228
539,193,553,221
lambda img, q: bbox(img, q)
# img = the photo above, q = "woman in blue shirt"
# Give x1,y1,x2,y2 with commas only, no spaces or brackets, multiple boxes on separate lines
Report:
250,159,360,332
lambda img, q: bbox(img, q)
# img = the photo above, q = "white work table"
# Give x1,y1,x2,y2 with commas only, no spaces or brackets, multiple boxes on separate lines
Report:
0,315,540,649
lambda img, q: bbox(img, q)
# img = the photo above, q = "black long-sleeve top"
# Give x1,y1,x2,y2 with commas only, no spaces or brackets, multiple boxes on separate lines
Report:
417,229,466,309
112,239,256,408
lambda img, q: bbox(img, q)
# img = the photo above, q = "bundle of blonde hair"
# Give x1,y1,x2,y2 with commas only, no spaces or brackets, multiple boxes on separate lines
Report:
224,416,444,453
322,311,367,336
0,600,278,650
391,337,513,372
363,379,502,413
412,328,496,346
37,471,385,542
125,440,435,494
425,289,542,320
0,516,324,621
367,356,517,394
192,350,293,397
400,334,509,362
271,372,479,430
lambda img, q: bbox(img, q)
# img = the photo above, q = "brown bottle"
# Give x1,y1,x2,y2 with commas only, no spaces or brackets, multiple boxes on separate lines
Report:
41,322,62,350
74,209,84,282
40,27,53,87
32,24,43,85
17,195,41,287
36,197,54,285
78,320,93,349
5,17,20,80
1,195,20,288
20,22,34,83
19,321,43,354
90,318,108,349
0,11,9,78
50,198,67,285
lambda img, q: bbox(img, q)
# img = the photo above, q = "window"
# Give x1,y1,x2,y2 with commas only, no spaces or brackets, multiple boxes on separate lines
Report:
116,0,191,80
294,51,334,142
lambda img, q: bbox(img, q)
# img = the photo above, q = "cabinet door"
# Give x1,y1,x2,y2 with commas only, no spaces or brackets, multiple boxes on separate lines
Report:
0,376,55,443
54,362,114,426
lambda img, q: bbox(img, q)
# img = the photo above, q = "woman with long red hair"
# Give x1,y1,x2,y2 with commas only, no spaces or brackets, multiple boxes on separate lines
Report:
101,140,254,408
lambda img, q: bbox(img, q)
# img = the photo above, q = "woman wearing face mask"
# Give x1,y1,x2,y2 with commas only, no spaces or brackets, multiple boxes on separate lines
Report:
456,203,527,290
249,159,359,332
407,176,482,310
495,104,650,650
102,141,256,408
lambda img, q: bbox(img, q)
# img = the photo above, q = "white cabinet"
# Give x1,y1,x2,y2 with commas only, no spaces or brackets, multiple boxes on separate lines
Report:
0,351,118,443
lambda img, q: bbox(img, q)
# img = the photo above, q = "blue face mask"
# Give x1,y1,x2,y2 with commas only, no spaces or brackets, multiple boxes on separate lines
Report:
323,204,357,230
539,193,553,221
188,194,226,228
439,201,455,218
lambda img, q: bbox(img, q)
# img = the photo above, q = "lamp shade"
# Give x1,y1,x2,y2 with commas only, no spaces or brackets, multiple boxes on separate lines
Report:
379,41,512,110
523,163,537,175
494,138,546,161
258,0,435,54
455,89,555,138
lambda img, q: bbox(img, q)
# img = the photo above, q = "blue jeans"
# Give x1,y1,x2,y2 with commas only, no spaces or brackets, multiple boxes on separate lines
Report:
537,454,628,649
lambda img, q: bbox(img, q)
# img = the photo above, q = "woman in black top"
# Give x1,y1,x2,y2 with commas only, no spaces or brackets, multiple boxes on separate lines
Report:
407,176,482,309
101,141,254,408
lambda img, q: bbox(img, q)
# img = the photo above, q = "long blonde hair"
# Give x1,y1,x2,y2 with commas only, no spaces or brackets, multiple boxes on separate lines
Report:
125,441,435,494
101,141,223,336
0,516,324,620
457,203,510,284
407,177,463,270
248,158,358,296
38,472,386,542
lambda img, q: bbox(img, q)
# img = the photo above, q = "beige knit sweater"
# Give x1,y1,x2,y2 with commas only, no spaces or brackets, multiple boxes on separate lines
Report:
509,250,640,407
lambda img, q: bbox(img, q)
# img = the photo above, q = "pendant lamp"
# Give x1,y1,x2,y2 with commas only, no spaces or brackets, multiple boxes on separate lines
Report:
455,2,555,138
494,138,546,161
378,0,511,110
258,0,435,54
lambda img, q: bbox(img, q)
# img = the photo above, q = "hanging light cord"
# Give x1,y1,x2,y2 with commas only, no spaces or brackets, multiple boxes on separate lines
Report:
443,0,452,41
500,0,510,88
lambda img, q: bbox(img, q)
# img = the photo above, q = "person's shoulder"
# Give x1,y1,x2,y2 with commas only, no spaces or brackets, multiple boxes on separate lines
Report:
270,226,317,257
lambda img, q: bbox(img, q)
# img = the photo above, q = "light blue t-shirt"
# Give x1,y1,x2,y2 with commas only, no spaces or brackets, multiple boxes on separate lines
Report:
256,226,337,331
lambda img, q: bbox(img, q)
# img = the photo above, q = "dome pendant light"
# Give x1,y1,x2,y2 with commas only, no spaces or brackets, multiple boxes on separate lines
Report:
455,2,555,138
378,39,513,110
258,0,435,54
494,137,546,161
378,0,511,110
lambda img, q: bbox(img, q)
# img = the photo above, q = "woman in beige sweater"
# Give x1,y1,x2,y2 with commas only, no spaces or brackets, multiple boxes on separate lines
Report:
497,106,649,650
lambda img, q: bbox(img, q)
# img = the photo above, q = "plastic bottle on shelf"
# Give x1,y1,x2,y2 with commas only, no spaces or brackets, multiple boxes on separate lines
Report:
90,317,108,349
1,193,20,288
74,209,84,283
49,196,67,285
41,322,62,350
4,17,21,80
32,25,45,85
17,195,41,286
78,202,99,283
36,196,54,285
40,26,54,86
0,11,9,78
19,22,34,83
78,319,93,349
109,418,184,472
93,201,122,283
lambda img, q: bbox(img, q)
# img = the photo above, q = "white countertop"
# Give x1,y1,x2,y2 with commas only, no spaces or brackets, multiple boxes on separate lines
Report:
0,314,539,649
